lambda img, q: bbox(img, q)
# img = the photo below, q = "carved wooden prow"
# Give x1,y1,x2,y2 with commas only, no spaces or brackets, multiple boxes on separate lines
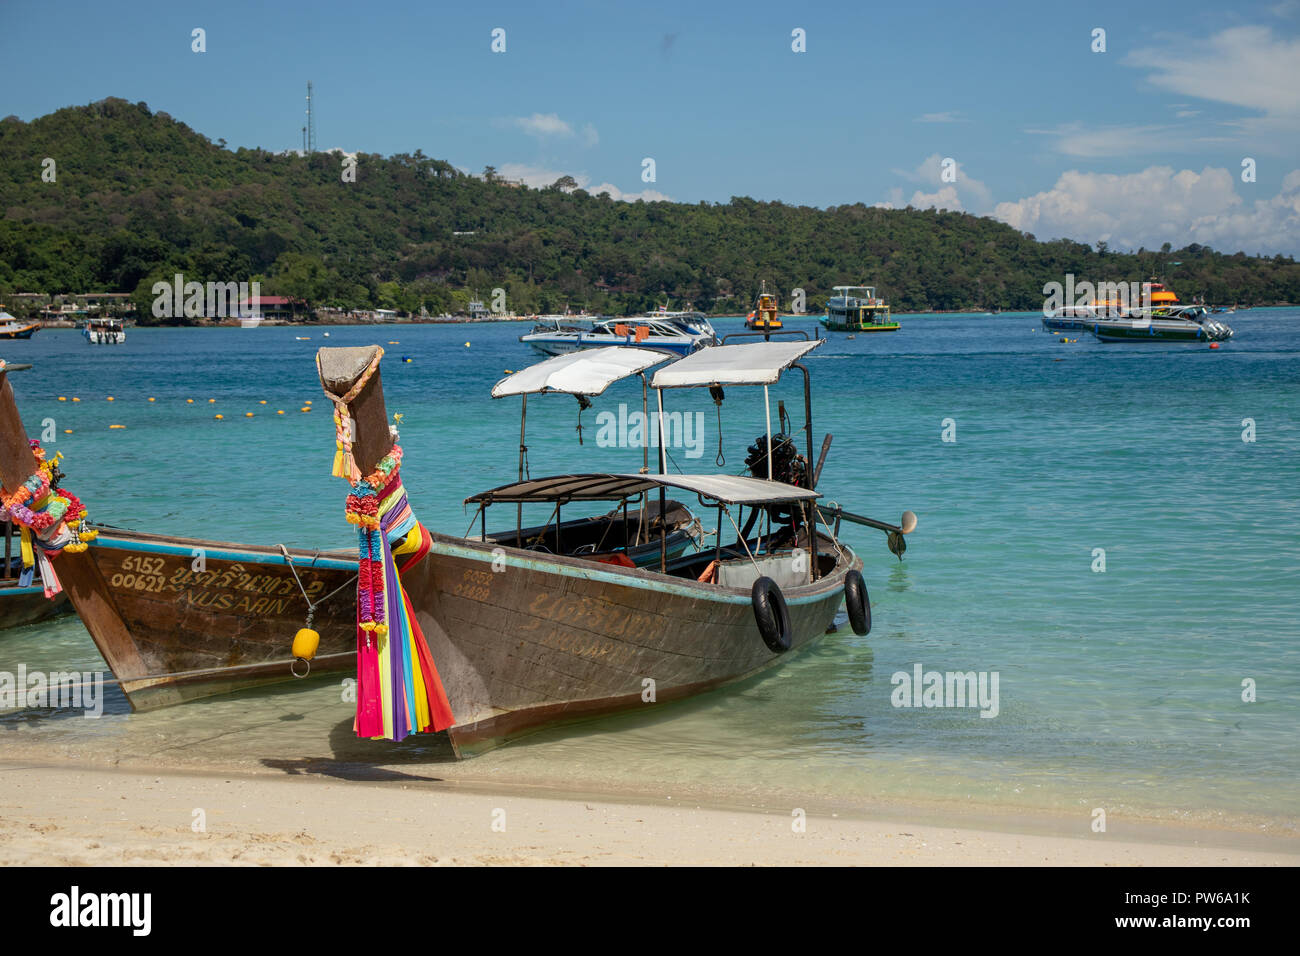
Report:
316,346,392,476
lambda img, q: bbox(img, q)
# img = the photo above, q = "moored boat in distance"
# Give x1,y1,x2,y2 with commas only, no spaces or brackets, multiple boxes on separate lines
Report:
83,318,126,344
0,311,40,340
1089,282,1233,342
821,286,899,332
746,282,783,332
1089,312,1234,342
521,308,716,356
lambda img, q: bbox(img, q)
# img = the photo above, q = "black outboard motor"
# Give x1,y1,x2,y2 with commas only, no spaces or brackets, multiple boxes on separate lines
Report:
743,433,809,541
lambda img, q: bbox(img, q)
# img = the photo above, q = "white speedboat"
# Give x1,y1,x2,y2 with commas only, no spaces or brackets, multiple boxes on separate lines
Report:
83,319,126,344
520,310,716,356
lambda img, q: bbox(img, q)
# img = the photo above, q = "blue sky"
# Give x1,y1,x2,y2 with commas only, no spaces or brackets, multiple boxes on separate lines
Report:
3,0,1298,254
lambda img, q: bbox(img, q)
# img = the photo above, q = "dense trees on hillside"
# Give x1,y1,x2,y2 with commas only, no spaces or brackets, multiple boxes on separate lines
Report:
1,98,1296,322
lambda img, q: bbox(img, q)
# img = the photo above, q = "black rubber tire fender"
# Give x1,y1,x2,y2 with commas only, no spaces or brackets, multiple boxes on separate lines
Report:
844,569,871,636
751,576,792,653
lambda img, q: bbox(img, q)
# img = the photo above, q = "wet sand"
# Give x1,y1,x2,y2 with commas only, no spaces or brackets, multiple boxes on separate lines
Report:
2,762,1296,866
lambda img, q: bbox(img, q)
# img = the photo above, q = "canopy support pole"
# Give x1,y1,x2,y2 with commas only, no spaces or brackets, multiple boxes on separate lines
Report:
763,385,772,481
656,387,667,571
793,363,814,489
517,394,527,547
639,373,649,474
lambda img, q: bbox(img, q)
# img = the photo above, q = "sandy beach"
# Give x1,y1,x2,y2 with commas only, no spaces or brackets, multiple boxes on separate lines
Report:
2,762,1295,866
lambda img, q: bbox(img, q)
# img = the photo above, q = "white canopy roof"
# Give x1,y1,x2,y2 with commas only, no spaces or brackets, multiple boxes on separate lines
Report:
651,339,823,388
466,472,820,506
491,346,672,398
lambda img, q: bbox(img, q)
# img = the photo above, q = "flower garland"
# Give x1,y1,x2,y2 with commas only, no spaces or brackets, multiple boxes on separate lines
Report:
0,439,98,597
345,444,403,640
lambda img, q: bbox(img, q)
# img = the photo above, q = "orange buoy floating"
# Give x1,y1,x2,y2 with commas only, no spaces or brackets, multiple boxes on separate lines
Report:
57,396,67,402
1210,342,1220,350
109,424,125,429
214,414,224,420
106,396,114,401
63,429,73,434
71,397,80,402
259,400,267,404
186,398,194,404
208,398,216,403
245,412,254,418
148,397,156,402
277,410,285,415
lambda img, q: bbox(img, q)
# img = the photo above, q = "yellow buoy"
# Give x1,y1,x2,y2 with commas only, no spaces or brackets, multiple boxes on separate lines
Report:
148,397,156,402
259,400,267,404
292,627,320,661
106,396,114,401
71,397,80,402
388,341,399,344
300,406,310,412
305,400,312,405
245,412,254,418
277,410,285,415
63,429,73,434
57,396,67,402
209,398,216,403
464,342,471,348
109,424,125,429
186,399,194,404
214,414,224,420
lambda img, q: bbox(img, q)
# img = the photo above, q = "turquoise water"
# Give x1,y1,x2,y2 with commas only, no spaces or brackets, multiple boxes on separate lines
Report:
2,312,1297,829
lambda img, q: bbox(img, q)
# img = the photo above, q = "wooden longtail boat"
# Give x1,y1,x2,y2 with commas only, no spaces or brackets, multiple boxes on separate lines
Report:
0,364,697,708
313,338,915,754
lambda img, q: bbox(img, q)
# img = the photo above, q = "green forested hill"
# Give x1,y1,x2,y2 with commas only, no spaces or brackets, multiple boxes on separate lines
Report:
2,98,1296,320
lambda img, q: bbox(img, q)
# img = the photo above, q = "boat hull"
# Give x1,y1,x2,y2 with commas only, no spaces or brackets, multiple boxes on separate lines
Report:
400,533,860,754
521,333,701,357
0,583,70,628
71,529,359,709
821,319,899,333
1042,315,1094,332
0,326,39,340
1090,320,1232,342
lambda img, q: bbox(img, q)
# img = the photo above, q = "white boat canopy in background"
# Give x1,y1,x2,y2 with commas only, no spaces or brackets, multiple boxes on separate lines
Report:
651,339,823,389
491,346,673,398
466,472,821,506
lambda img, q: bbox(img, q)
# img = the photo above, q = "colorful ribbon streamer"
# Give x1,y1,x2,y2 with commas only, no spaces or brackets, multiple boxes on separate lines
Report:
345,453,453,741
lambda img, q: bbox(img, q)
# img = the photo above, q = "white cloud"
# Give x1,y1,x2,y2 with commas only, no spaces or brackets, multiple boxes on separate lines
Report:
1026,122,1177,158
1126,26,1300,138
495,163,671,202
993,164,1300,256
512,112,574,137
587,181,672,202
881,153,993,213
